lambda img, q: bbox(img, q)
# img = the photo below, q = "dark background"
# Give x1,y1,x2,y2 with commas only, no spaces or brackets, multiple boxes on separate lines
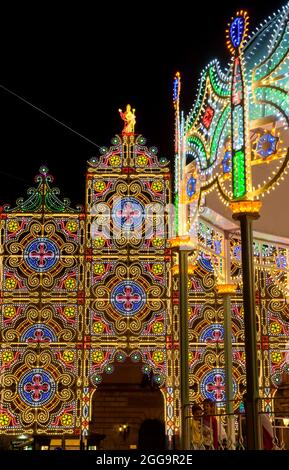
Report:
0,1,285,208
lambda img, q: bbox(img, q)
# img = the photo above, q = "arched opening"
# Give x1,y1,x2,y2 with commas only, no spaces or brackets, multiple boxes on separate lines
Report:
89,360,164,450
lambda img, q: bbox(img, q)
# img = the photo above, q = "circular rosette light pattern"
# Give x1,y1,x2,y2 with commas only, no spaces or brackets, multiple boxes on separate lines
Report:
19,369,56,407
111,280,146,317
200,369,237,405
24,238,59,272
112,197,144,231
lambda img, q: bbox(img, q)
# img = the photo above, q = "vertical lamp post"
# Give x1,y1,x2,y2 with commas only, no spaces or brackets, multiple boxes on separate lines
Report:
227,11,262,449
230,200,262,450
215,233,237,449
170,236,196,450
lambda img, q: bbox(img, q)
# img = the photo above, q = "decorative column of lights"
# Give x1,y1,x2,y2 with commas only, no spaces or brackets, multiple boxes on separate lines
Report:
227,11,262,450
173,72,181,236
215,232,237,450
178,3,289,451
226,11,251,199
170,236,197,450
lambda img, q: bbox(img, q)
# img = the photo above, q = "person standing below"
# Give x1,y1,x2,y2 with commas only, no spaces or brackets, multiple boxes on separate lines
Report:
260,413,274,450
190,404,204,450
202,398,218,449
240,393,274,450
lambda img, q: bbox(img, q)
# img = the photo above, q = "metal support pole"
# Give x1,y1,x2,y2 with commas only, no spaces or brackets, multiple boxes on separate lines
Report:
216,234,237,448
178,249,190,450
223,292,235,448
236,212,261,450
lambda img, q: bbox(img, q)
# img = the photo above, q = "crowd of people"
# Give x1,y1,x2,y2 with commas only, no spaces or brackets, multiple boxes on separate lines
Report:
190,398,275,450
190,399,226,450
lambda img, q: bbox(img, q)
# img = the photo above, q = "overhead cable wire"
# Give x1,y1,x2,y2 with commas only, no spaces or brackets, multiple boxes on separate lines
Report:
0,83,103,149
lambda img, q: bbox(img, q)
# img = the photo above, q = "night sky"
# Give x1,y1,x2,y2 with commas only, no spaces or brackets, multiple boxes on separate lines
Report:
0,1,286,209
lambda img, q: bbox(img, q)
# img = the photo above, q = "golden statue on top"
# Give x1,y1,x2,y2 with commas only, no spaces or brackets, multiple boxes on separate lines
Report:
118,104,136,134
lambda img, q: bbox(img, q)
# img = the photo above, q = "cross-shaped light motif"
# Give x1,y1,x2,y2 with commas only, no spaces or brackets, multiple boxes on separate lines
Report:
27,328,50,343
29,242,54,268
116,202,141,228
209,328,222,342
206,374,225,401
24,374,50,402
115,286,142,312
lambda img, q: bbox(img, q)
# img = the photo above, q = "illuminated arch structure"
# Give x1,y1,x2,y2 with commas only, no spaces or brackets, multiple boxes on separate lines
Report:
2,4,289,447
175,3,289,413
0,166,86,442
85,131,173,441
0,121,176,446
